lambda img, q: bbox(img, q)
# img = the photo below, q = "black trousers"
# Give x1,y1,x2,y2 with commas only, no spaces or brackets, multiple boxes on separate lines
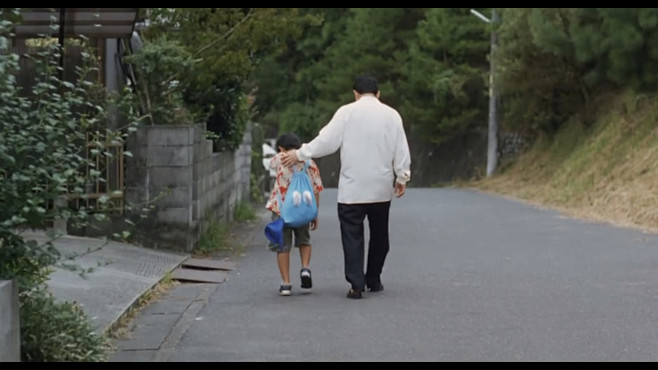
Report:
337,201,391,291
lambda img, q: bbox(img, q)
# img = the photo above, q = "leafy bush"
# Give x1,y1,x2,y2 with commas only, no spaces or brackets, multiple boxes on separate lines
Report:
19,287,108,362
251,172,266,204
250,122,268,202
235,201,257,222
0,22,141,289
138,8,314,152
195,220,229,255
201,83,251,152
123,35,197,126
0,9,144,362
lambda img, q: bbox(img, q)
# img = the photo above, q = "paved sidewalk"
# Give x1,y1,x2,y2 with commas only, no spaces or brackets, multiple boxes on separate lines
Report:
109,282,219,362
108,208,269,362
21,230,189,334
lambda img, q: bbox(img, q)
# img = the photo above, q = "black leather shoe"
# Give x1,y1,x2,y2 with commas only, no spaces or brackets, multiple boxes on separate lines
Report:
366,283,384,292
346,289,362,299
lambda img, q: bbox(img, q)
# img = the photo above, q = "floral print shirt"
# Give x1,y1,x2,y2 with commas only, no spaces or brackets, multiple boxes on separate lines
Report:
266,153,324,215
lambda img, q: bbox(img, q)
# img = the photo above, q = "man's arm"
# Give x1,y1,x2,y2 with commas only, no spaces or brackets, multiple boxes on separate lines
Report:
282,106,348,166
393,116,411,186
391,114,411,198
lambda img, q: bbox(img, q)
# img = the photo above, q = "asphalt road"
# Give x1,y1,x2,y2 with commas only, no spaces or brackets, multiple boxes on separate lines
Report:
167,188,658,361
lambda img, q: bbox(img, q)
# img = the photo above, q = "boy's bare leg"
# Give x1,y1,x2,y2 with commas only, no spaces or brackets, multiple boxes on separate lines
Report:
277,251,291,284
299,245,312,291
299,245,311,268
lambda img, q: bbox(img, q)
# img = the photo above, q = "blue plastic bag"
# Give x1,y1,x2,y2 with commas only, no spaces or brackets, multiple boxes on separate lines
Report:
264,217,284,248
280,161,318,228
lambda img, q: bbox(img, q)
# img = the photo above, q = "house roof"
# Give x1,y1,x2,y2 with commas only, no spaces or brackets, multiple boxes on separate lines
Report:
12,8,139,38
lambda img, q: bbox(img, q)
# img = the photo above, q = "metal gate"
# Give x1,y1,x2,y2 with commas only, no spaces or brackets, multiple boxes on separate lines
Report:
66,132,125,214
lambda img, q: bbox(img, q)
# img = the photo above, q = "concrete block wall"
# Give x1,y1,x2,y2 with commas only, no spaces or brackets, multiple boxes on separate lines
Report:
499,131,527,159
125,123,252,252
0,280,20,362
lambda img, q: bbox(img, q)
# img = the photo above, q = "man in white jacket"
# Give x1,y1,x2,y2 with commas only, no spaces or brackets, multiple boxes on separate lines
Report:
281,74,411,299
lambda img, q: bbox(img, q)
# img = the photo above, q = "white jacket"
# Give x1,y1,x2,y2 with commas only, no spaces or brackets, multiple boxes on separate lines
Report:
297,95,411,204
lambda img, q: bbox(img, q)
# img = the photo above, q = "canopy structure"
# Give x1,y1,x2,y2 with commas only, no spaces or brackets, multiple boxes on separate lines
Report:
12,8,139,39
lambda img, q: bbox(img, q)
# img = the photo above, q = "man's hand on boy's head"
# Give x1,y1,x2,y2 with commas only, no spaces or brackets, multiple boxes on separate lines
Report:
280,149,299,167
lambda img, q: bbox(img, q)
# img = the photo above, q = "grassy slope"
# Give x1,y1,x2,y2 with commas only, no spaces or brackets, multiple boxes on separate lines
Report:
471,90,658,233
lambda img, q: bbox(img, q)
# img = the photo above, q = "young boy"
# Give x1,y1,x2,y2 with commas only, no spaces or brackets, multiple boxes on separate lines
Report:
266,133,324,296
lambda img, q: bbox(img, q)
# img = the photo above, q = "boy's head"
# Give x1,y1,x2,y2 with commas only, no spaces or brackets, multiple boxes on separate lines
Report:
276,133,301,152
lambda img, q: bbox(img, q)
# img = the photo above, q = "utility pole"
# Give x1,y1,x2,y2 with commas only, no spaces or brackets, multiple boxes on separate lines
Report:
470,8,499,177
487,8,499,177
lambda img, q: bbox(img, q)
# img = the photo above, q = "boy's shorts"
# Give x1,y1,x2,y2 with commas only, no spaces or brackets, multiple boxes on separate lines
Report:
267,213,311,252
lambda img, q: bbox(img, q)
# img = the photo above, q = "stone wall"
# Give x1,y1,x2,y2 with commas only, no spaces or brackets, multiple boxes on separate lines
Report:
125,123,251,252
499,131,528,160
314,129,526,188
0,280,20,362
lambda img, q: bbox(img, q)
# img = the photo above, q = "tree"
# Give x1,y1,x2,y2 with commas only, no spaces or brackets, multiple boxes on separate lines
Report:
495,8,658,136
309,8,425,110
123,35,197,126
563,8,658,91
251,8,427,141
495,8,588,134
141,8,316,150
251,9,493,145
249,8,345,139
399,8,490,143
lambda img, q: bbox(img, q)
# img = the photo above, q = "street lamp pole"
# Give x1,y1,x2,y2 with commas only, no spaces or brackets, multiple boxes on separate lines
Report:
470,8,499,177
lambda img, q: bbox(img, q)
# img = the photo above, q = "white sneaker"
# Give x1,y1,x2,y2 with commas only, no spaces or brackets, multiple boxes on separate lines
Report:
279,284,292,296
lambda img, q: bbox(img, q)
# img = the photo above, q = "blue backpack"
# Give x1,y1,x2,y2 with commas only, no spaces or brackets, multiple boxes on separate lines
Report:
280,160,318,228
